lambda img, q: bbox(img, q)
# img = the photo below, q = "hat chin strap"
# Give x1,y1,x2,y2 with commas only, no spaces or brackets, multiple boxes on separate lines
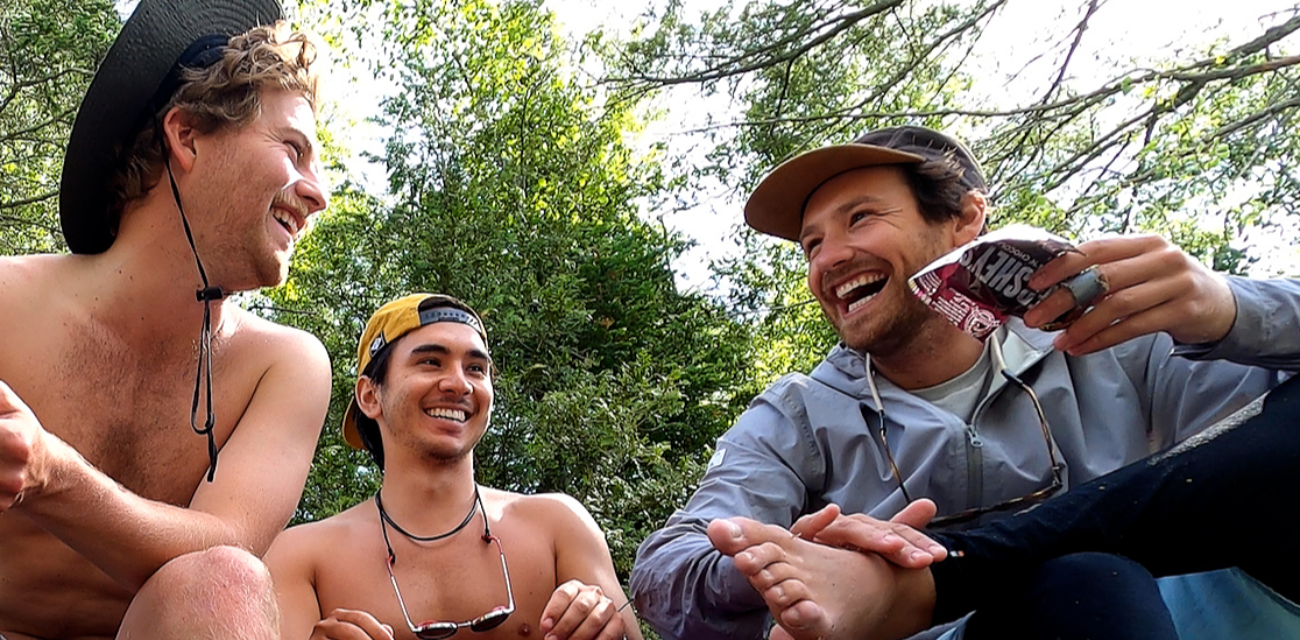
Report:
160,131,224,483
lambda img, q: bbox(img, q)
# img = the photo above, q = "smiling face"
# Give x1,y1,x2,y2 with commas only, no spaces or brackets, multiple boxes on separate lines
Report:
188,88,328,290
358,321,495,465
799,165,964,355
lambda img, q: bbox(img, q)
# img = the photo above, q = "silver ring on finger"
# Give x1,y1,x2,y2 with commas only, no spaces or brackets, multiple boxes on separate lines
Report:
1063,266,1110,308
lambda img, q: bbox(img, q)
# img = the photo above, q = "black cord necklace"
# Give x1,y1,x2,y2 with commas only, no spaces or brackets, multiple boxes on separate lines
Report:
376,484,483,543
157,127,224,483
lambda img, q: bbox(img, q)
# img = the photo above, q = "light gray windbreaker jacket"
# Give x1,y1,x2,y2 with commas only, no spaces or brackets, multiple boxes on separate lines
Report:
631,277,1300,640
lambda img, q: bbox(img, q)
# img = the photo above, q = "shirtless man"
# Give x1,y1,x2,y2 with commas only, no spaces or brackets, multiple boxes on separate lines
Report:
0,1,330,637
267,294,640,640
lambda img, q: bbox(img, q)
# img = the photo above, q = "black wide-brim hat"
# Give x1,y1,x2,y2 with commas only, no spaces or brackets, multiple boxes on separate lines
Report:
60,0,284,255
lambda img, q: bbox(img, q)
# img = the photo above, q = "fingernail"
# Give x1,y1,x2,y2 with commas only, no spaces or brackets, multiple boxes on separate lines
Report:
882,533,900,545
929,545,946,555
724,519,742,538
910,550,927,562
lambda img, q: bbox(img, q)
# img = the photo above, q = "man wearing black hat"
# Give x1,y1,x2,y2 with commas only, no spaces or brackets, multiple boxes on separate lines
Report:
630,125,1300,640
0,1,330,638
266,294,641,640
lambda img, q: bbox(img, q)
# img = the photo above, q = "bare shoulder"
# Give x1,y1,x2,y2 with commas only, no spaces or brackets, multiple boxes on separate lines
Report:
0,253,65,280
490,489,604,539
0,255,78,356
0,254,71,309
267,501,374,567
221,304,331,423
226,304,329,370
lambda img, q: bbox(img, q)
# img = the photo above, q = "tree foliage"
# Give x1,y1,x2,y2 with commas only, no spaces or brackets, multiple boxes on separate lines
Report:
5,0,1299,614
0,0,118,253
273,0,760,580
610,0,1300,362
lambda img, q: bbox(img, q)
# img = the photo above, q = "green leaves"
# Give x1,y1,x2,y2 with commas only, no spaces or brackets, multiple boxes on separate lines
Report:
0,0,119,253
273,0,761,591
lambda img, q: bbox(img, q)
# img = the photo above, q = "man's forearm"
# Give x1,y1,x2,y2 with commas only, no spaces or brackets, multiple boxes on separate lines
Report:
632,526,770,640
19,433,263,592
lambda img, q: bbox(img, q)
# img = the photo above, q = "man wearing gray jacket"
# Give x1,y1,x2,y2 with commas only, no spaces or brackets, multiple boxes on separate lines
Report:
630,125,1300,640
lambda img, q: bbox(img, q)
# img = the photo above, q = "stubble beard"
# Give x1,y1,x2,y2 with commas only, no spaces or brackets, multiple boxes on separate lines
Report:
833,285,938,357
832,232,954,358
210,222,291,292
419,432,482,467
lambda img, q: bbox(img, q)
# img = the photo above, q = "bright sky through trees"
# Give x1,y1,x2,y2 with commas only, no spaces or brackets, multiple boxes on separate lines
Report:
546,0,1300,286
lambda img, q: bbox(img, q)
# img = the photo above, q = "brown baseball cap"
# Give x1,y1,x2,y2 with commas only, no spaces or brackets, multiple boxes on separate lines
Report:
744,125,987,241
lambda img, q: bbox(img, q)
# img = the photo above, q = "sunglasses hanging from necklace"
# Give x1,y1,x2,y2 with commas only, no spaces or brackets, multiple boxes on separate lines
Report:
378,485,516,639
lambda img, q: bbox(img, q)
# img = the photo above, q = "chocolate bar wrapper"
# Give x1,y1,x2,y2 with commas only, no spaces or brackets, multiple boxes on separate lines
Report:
908,225,1077,340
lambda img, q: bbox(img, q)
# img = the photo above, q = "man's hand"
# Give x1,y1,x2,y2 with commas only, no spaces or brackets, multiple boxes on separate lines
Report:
708,517,936,640
309,608,395,640
791,502,946,568
0,380,51,511
1023,234,1237,355
540,579,624,640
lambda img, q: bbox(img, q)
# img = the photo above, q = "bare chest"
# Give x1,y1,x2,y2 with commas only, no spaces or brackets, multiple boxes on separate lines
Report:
317,527,560,640
6,319,252,505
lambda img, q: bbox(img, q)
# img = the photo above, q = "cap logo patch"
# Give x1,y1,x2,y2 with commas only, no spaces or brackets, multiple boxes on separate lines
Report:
368,334,388,358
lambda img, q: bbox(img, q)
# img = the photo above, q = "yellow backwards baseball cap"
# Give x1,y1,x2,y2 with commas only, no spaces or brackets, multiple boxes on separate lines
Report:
341,293,487,450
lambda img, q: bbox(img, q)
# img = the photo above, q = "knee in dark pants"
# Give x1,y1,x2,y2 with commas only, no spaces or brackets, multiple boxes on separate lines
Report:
967,552,1178,640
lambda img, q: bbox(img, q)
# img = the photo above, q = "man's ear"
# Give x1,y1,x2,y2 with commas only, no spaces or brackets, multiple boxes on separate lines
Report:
356,376,383,420
953,190,987,246
161,107,201,173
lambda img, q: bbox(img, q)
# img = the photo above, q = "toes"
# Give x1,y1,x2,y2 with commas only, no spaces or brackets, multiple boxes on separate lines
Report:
708,517,800,557
780,599,831,637
734,541,786,574
706,518,748,555
765,578,813,609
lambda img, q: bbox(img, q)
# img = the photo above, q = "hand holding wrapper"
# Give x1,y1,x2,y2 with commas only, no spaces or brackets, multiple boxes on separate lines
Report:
909,225,1107,340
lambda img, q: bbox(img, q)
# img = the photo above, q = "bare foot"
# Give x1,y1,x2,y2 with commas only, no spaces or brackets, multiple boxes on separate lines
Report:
707,517,935,640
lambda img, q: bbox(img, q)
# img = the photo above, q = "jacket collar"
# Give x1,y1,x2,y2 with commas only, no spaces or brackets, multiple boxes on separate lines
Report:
815,319,1060,410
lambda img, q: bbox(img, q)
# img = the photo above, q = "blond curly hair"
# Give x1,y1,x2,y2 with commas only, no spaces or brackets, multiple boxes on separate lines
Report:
110,21,322,218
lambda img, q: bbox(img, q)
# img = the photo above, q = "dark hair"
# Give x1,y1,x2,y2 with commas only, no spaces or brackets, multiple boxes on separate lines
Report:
355,341,396,470
353,298,498,470
902,152,985,225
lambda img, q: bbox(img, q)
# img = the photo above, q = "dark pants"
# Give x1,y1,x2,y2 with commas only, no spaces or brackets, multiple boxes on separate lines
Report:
930,374,1300,637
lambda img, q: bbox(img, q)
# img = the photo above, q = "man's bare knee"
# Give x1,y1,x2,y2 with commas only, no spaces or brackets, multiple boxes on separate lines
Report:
119,546,278,640
162,545,275,601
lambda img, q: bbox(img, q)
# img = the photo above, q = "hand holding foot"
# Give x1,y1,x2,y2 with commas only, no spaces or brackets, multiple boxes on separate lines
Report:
707,517,935,640
792,502,946,569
